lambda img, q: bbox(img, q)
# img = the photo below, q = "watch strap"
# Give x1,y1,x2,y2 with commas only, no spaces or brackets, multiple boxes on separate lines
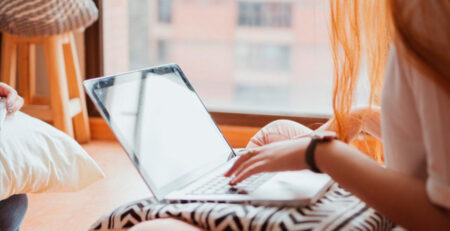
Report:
305,135,322,173
305,131,337,173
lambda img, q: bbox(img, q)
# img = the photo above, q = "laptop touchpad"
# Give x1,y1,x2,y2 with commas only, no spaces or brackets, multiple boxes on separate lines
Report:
251,171,331,200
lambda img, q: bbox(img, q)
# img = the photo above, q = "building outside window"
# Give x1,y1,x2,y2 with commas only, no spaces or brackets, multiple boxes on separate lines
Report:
235,43,291,71
101,0,360,116
158,0,172,23
238,1,292,27
157,40,169,63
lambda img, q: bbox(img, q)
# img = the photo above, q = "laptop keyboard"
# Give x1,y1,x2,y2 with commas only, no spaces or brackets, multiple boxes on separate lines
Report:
189,173,274,195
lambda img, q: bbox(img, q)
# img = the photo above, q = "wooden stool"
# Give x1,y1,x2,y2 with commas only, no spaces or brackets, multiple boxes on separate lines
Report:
0,32,90,143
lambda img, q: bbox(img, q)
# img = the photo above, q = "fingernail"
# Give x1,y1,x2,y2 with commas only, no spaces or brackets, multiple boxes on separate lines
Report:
8,109,13,114
7,102,12,107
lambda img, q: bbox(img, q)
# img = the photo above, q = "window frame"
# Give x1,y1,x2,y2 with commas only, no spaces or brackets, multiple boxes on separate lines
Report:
84,0,330,128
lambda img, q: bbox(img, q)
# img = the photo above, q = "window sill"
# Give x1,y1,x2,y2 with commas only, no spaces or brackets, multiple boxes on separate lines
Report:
89,111,329,147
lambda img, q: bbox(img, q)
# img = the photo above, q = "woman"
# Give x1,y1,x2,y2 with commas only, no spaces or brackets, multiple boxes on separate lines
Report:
0,82,26,231
132,0,450,230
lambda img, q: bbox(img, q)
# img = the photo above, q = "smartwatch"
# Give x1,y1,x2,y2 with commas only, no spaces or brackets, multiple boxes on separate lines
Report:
305,131,338,173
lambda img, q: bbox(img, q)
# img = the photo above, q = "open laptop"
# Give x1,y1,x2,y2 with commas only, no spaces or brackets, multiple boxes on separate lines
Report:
83,64,332,206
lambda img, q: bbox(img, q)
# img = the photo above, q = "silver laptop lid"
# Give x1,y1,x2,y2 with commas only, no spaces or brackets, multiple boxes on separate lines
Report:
84,64,234,200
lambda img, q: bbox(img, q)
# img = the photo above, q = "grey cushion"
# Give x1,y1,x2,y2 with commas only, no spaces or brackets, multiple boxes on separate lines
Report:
0,0,98,37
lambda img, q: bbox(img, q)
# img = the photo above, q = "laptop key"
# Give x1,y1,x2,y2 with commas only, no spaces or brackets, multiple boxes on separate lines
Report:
189,173,273,195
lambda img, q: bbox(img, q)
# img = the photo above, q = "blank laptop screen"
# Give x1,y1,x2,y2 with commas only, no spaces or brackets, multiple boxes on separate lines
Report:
91,67,232,195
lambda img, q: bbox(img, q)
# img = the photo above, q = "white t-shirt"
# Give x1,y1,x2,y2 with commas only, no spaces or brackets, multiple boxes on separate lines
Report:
381,46,450,209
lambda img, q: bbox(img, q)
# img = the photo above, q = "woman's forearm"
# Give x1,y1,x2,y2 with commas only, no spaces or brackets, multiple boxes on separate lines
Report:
315,140,450,231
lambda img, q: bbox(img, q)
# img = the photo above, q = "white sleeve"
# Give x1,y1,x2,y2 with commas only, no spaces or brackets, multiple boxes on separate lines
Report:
410,67,450,209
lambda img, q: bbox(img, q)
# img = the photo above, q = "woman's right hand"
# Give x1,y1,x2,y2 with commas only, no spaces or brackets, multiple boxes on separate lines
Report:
0,82,24,116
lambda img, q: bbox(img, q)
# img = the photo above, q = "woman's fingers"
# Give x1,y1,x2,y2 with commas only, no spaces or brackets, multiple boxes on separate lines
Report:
10,97,23,115
229,153,266,180
224,148,261,177
0,83,13,96
230,161,267,185
6,92,23,115
0,83,23,116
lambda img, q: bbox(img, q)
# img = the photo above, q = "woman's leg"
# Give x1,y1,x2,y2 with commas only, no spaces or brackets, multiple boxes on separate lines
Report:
0,194,28,231
247,120,313,148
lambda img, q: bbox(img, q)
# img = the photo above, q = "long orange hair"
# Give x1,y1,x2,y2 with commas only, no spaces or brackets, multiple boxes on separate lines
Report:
329,0,449,161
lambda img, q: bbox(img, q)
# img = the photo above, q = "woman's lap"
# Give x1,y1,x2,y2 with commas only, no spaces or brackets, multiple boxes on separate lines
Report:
0,194,28,231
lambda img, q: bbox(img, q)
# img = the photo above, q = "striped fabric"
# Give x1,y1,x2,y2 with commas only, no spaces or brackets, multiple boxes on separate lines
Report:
0,0,98,37
90,183,396,231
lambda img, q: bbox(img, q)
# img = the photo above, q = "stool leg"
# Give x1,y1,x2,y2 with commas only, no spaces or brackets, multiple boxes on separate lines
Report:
17,43,36,104
1,33,17,88
63,33,90,143
44,36,74,137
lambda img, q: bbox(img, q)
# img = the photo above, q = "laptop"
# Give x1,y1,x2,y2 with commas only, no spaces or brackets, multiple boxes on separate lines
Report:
83,64,332,206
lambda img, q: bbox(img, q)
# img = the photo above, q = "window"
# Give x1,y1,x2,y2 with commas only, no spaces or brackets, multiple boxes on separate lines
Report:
235,43,291,71
238,1,292,27
234,85,290,110
158,0,172,23
157,40,169,63
102,0,336,116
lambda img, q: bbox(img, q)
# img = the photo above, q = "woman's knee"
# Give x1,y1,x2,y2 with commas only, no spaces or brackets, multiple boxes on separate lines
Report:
247,119,313,147
264,119,313,136
0,194,28,231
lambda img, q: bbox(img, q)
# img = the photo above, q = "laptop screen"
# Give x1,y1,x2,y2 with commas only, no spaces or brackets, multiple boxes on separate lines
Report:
84,65,233,200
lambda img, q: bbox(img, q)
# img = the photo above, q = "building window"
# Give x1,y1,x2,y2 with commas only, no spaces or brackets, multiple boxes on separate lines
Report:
235,43,291,71
157,40,168,63
234,85,290,109
102,0,337,116
238,1,292,27
158,0,172,23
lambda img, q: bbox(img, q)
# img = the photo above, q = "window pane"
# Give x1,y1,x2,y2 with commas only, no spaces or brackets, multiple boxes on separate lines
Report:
158,0,172,23
102,0,335,116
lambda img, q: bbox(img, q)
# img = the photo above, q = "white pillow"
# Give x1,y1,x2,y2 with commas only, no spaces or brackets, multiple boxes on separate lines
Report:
0,112,104,200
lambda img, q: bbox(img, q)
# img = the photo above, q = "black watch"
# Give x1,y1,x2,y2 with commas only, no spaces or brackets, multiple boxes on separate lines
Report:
305,131,337,173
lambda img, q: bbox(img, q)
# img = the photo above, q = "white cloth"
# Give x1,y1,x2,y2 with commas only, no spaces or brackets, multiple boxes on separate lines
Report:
381,46,450,209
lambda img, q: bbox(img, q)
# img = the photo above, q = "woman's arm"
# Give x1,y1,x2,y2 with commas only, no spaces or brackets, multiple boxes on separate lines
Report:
316,140,450,231
226,137,449,230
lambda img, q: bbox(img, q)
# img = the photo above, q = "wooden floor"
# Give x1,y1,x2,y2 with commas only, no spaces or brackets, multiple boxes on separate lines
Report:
21,141,152,231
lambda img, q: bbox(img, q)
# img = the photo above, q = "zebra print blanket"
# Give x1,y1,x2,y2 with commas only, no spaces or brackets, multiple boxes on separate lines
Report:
90,184,394,231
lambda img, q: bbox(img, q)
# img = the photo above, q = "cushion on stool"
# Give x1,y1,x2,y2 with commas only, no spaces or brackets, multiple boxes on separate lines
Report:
0,0,98,37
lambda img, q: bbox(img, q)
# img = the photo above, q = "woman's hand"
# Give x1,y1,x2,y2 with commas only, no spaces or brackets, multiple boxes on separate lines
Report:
224,138,310,185
0,83,24,116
